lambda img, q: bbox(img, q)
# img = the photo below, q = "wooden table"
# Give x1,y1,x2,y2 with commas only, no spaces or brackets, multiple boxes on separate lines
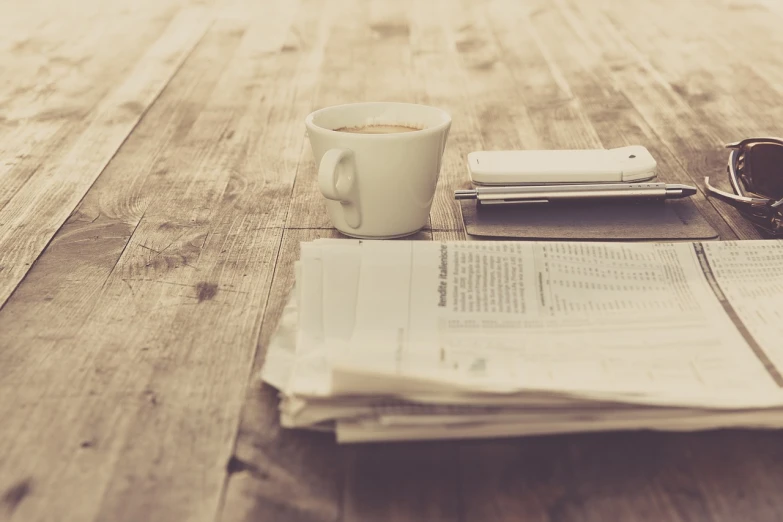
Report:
2,0,783,520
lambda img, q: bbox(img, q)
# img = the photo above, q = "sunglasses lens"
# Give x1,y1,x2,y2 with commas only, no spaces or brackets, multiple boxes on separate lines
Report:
746,143,783,199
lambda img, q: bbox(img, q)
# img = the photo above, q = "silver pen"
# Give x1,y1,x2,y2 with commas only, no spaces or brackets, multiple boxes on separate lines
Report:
454,182,697,204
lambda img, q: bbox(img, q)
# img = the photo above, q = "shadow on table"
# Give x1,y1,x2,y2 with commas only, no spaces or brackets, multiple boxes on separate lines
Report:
224,380,783,522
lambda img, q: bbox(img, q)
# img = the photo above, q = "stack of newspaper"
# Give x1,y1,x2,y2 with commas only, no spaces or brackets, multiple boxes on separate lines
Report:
261,238,783,443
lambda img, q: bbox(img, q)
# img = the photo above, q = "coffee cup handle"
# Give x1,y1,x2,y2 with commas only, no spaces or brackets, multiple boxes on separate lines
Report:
318,148,361,229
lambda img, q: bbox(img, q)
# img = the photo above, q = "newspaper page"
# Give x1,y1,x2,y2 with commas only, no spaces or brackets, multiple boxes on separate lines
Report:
335,407,783,443
283,241,363,398
330,240,783,408
699,241,783,380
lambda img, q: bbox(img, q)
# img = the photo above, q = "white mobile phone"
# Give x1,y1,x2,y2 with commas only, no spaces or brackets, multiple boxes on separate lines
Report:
467,145,657,185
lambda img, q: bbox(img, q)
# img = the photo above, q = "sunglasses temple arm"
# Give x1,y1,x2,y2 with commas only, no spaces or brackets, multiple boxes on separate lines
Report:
703,177,770,209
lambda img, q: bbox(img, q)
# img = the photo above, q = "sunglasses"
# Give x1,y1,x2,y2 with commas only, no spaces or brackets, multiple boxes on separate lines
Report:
704,137,783,236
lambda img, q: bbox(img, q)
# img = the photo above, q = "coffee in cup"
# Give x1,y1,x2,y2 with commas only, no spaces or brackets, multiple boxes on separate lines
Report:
334,124,422,134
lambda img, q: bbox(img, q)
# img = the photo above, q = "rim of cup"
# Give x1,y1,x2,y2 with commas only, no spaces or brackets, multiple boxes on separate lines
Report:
305,101,452,139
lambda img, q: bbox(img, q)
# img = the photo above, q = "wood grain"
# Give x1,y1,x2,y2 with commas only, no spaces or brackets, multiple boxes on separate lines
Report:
218,228,343,522
0,1,182,116
0,5,215,308
605,0,783,137
0,2,190,210
51,3,323,519
491,0,738,240
482,0,603,151
460,430,783,522
342,442,461,522
557,0,762,239
0,14,245,359
3,0,783,521
0,1,311,521
432,229,467,241
407,0,484,230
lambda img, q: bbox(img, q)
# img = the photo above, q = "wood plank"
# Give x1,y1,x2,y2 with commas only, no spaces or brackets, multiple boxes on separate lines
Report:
752,0,783,18
643,0,783,71
555,0,761,239
0,121,66,211
484,0,737,240
0,2,125,106
6,1,783,522
594,2,783,239
0,1,182,119
483,0,603,151
459,433,686,522
0,1,324,520
217,228,343,522
441,0,540,152
597,0,783,138
0,1,190,211
407,0,483,231
342,442,461,522
0,5,215,309
432,229,467,241
460,429,783,522
0,13,247,381
364,0,416,102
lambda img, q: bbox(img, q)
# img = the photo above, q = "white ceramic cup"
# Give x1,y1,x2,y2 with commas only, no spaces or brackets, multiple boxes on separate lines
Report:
305,102,451,238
